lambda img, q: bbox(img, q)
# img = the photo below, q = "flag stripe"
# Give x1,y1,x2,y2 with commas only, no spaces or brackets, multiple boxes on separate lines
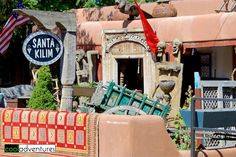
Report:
0,35,13,53
134,0,159,54
0,19,17,41
0,14,30,54
0,32,14,50
0,16,16,36
16,15,30,27
2,16,15,29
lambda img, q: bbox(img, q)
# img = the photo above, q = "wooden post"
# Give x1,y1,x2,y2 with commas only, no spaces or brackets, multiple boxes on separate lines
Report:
60,32,76,111
194,72,202,147
14,9,76,111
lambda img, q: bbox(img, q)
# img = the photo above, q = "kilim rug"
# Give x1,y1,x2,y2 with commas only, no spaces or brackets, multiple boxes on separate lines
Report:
0,109,99,157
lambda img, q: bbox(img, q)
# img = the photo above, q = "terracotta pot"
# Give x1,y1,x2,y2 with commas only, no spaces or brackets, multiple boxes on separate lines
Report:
111,9,129,21
152,3,177,18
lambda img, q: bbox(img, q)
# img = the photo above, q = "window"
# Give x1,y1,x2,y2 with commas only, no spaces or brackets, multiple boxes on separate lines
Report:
200,54,211,79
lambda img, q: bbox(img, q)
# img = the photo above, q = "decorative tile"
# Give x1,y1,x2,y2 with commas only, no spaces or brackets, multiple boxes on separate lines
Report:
38,111,47,124
48,129,55,142
76,130,84,145
48,112,57,125
57,129,65,143
30,111,38,123
67,130,74,144
4,110,13,122
76,114,86,126
67,113,76,126
12,110,21,122
22,111,30,123
21,127,28,140
13,126,20,139
57,112,66,125
30,127,37,141
4,126,11,139
38,128,46,141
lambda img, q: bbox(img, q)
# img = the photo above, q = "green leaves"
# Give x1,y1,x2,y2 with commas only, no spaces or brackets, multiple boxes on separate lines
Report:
23,0,39,9
76,0,115,8
28,66,56,110
172,112,191,150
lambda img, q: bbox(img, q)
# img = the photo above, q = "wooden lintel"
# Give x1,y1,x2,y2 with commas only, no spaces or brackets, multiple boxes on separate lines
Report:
14,9,76,32
182,40,236,54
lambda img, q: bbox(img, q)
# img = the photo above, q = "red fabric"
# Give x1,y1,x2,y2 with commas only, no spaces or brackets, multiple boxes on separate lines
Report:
1,109,88,152
134,0,159,54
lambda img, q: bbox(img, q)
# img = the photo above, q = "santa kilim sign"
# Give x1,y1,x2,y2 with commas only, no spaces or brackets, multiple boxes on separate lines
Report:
22,31,63,65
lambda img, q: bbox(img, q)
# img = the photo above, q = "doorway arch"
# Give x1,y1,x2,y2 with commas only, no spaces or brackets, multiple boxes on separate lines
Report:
102,29,157,96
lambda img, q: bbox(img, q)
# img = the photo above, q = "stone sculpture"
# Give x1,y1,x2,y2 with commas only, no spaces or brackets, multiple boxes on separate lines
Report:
87,50,99,82
172,38,182,55
115,0,139,20
76,49,89,84
151,41,166,62
157,41,166,57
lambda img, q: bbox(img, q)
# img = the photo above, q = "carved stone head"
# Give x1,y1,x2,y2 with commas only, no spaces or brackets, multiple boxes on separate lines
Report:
172,38,182,55
76,49,85,62
157,41,166,57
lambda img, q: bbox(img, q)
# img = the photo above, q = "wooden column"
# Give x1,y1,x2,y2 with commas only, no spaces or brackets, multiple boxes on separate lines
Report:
60,32,76,111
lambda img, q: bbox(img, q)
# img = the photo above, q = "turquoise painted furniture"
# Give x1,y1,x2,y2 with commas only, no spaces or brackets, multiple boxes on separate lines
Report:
180,108,236,128
91,82,171,118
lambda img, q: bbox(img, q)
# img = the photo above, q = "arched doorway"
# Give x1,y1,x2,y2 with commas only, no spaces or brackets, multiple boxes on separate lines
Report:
102,29,157,96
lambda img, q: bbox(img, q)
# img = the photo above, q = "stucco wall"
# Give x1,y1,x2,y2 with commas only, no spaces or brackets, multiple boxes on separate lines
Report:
214,47,233,79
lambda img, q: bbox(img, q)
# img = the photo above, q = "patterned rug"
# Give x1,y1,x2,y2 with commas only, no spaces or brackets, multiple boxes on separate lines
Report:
0,109,99,157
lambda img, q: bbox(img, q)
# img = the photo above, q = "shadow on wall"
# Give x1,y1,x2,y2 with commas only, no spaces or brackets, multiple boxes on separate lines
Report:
81,8,117,21
76,24,96,47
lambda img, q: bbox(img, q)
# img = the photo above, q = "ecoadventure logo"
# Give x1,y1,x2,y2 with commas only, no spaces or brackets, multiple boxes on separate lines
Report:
4,144,56,153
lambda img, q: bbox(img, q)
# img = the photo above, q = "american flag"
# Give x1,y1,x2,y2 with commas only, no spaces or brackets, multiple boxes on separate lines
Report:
0,0,30,54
